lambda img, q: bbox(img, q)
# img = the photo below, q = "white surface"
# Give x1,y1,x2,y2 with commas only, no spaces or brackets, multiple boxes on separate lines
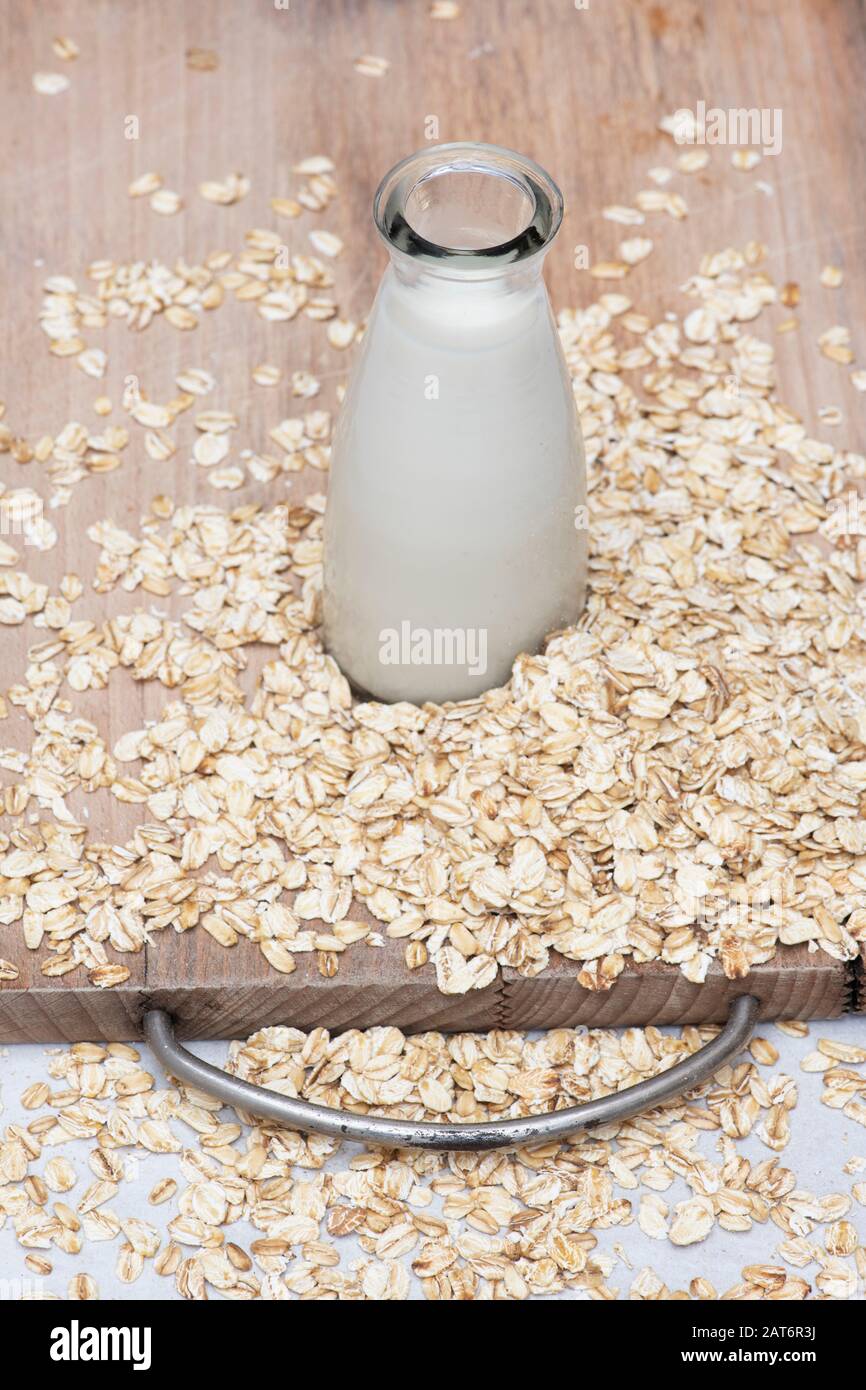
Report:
1,1015,864,1301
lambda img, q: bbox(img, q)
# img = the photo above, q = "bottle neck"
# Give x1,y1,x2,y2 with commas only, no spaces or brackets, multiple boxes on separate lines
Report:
374,143,564,278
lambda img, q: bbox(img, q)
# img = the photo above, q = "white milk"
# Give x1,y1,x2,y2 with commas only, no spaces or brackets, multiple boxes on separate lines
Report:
323,145,588,704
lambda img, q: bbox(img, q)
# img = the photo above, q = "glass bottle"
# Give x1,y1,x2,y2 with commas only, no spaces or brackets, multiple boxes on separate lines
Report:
323,142,587,704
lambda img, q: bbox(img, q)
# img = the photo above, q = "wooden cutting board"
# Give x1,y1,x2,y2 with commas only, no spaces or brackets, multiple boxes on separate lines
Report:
1,0,864,1040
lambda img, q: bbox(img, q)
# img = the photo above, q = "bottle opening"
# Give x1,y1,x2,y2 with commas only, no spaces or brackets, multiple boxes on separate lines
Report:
375,143,564,269
404,167,535,251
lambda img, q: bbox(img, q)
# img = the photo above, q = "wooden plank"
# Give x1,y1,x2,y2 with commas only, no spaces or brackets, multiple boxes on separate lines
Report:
501,946,851,1029
0,981,145,1045
142,931,504,1042
1,943,855,1041
1,0,864,1039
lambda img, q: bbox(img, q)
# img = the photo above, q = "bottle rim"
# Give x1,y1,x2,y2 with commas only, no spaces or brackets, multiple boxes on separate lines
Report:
374,142,564,271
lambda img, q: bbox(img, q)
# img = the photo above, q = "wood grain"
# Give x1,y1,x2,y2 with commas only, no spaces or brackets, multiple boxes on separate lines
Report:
501,946,850,1030
0,942,854,1042
1,0,864,1040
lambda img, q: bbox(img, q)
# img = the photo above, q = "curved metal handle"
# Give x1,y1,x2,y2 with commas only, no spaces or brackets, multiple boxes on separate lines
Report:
143,995,759,1152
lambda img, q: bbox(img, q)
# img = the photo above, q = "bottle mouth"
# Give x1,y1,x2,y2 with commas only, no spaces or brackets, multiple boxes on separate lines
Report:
374,143,564,270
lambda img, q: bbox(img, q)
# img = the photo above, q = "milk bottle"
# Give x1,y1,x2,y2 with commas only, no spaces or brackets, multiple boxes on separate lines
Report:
323,143,587,703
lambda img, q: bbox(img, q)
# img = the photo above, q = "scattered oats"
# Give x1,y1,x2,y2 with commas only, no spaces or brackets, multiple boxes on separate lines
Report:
636,189,687,218
52,36,80,60
309,230,344,259
207,464,246,490
851,369,866,391
0,1017,862,1300
590,261,629,280
149,1178,178,1206
89,964,131,989
430,0,460,15
33,72,69,95
293,156,335,175
647,167,673,185
145,429,177,462
175,368,215,396
732,149,762,171
131,400,171,428
252,364,281,387
116,1243,144,1284
819,325,854,365
128,171,163,198
825,1220,858,1256
603,205,644,226
271,197,302,219
195,410,237,433
638,1194,669,1240
192,432,229,467
683,307,717,343
199,173,250,205
405,941,428,970
68,1273,98,1300
619,238,653,266
186,48,219,71
327,318,358,349
77,348,107,380
816,1261,858,1299
354,54,389,77
150,189,183,217
44,1158,77,1193
259,941,298,975
749,1038,779,1067
669,1198,714,1247
20,1082,50,1109
165,305,197,330
676,149,709,173
818,406,843,426
821,264,844,288
93,396,112,416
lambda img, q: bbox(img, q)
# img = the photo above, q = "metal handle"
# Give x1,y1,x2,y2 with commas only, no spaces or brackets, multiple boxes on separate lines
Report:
143,996,759,1152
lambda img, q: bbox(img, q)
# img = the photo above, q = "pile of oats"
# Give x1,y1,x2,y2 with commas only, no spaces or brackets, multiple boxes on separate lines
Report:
0,1018,863,1300
1,135,865,1000
39,228,341,355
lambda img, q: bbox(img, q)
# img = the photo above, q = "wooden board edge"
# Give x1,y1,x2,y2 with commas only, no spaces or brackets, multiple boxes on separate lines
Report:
1,945,857,1042
0,981,505,1043
145,979,505,1041
0,985,146,1045
500,945,851,1028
